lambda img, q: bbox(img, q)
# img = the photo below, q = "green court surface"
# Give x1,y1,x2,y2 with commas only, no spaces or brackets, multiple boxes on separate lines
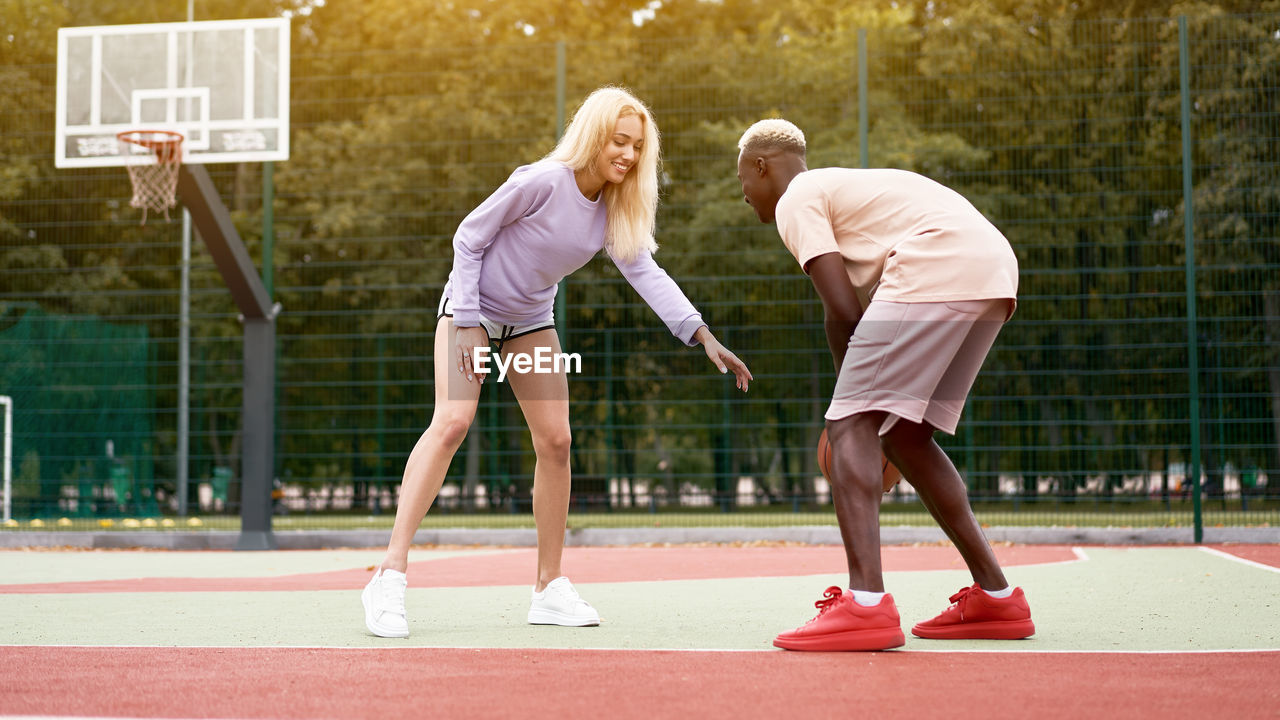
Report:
2,545,1276,653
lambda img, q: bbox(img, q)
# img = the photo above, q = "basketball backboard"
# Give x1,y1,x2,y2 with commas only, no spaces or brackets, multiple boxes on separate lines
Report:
55,18,289,168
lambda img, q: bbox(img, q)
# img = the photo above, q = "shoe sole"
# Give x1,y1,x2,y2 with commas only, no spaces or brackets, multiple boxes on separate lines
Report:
527,609,600,627
911,619,1035,640
362,584,409,638
773,627,905,652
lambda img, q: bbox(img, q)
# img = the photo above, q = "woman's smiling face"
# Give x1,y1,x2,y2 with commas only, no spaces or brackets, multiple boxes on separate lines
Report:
593,113,644,186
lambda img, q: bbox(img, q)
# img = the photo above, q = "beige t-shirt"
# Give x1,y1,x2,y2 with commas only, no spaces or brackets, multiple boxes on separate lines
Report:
775,168,1019,315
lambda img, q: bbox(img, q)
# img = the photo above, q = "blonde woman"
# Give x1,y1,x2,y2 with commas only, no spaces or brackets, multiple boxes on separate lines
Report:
362,87,752,637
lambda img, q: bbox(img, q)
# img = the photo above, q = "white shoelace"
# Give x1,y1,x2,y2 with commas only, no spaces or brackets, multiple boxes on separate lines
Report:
548,580,590,609
375,573,407,614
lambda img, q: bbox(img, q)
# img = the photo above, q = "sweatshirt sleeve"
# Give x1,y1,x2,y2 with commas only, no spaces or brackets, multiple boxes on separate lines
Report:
447,170,537,327
607,245,706,346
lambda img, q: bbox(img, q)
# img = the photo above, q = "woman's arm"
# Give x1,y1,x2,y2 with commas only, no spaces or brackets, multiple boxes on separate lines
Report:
611,247,751,391
447,170,540,329
607,246,705,345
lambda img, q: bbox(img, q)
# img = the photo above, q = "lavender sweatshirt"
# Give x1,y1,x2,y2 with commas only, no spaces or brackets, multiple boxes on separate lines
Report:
443,160,706,345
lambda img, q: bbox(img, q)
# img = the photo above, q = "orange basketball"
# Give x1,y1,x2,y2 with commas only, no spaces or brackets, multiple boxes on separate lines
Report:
817,427,834,480
817,427,902,494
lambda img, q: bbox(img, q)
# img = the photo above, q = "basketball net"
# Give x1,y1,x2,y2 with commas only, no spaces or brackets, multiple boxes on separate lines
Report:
117,130,184,225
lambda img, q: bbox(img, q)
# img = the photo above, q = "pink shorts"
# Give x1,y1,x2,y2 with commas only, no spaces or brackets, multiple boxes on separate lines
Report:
826,298,1011,435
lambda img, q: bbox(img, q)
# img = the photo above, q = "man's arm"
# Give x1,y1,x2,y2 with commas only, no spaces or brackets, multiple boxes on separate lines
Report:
805,251,863,372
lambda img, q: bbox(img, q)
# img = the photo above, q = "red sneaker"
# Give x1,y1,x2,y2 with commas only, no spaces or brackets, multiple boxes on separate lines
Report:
773,587,906,651
911,584,1035,639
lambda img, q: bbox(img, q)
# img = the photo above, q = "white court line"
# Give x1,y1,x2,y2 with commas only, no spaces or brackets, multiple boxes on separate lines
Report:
1198,546,1280,574
901,647,1280,654
5,643,1277,655
1031,545,1090,567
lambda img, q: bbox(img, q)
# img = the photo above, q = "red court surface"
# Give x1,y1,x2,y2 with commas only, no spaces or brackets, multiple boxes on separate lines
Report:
2,646,1275,720
4,543,1276,719
1212,543,1280,568
0,543,1081,594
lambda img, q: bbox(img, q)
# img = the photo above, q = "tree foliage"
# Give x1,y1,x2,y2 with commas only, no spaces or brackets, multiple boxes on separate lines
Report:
1,0,1276,512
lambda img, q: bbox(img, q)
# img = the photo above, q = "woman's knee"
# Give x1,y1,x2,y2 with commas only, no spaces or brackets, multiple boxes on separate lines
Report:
429,411,475,448
532,428,573,463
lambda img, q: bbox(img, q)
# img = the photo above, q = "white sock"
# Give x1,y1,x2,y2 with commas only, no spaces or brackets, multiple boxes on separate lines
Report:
983,586,1013,599
850,589,885,607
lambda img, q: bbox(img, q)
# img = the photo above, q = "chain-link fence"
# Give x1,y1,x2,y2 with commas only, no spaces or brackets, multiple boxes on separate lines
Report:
2,10,1277,534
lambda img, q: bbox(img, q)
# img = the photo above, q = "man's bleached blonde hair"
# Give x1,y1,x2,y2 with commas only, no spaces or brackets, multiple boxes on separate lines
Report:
546,86,660,263
737,118,806,156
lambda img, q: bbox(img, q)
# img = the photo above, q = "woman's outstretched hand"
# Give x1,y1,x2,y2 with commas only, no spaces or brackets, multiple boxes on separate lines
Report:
694,326,753,392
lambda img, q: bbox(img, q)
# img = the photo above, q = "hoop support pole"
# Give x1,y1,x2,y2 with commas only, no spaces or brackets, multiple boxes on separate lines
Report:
176,164,278,550
176,165,272,319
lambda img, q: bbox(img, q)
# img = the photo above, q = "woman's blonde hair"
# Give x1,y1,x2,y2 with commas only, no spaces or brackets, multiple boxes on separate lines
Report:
545,86,660,263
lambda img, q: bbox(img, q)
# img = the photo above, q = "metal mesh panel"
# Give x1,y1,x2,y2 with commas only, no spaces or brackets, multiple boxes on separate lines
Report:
1,10,1275,533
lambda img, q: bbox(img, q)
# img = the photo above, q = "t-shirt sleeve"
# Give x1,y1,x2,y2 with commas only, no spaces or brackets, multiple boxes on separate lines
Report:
776,180,840,275
447,169,539,327
607,245,705,346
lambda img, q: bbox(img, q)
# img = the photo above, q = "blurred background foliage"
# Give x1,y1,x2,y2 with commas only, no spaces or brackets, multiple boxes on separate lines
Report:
1,0,1277,523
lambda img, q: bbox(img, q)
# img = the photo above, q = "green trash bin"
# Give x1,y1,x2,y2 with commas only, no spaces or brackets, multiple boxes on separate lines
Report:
110,464,132,512
211,466,232,507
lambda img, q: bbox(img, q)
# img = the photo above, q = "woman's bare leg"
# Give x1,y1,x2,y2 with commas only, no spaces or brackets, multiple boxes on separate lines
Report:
379,316,483,573
503,330,572,591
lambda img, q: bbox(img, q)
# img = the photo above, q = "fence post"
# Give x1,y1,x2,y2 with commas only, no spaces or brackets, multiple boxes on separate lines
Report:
857,28,869,168
374,335,387,513
1178,15,1203,543
604,329,616,510
262,163,274,298
718,329,734,511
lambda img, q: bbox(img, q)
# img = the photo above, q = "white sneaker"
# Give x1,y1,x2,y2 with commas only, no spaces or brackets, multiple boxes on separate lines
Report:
528,576,600,626
362,568,409,638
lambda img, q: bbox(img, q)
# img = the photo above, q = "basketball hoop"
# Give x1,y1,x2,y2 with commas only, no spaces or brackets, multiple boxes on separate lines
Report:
117,130,184,225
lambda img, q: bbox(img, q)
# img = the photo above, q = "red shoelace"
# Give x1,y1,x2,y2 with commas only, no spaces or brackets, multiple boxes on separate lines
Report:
805,586,845,623
945,585,977,618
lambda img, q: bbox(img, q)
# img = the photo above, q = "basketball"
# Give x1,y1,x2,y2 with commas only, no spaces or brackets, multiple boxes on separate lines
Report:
817,426,833,480
817,427,902,493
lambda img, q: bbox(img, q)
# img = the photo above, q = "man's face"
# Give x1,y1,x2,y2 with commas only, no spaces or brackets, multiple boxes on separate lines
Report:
737,150,777,224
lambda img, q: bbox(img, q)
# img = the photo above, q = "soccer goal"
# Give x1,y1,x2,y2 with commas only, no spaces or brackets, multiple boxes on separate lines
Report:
2,395,11,523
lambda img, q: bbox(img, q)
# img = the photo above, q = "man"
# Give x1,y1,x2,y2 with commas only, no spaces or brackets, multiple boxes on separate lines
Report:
736,119,1034,651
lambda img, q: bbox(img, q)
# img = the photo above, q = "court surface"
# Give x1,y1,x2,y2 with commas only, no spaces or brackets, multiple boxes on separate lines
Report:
2,543,1277,718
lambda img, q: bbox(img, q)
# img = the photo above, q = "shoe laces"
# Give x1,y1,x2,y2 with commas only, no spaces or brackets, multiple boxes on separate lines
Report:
375,571,407,611
945,585,977,618
548,579,591,609
805,586,844,624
